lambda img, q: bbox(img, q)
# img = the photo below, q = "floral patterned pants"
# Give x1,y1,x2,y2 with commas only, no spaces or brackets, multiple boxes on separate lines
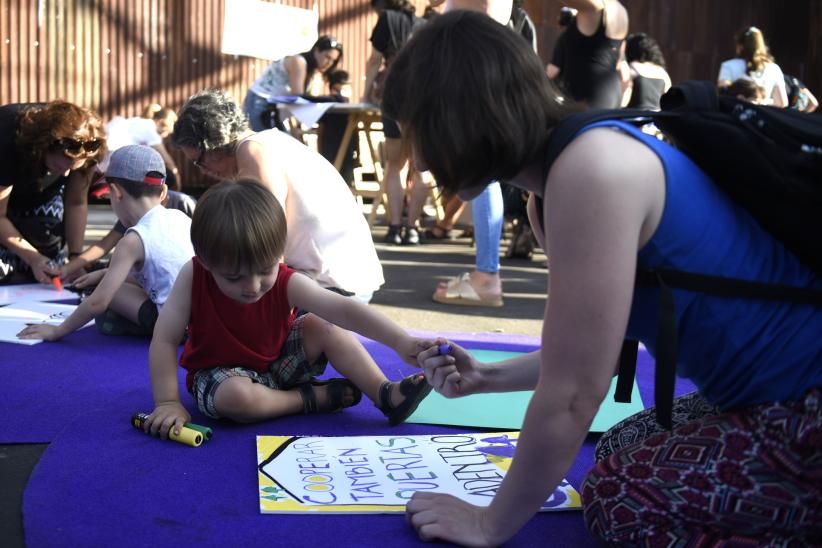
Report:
582,390,822,547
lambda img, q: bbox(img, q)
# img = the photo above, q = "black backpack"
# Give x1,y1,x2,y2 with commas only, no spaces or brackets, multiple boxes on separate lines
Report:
537,81,822,428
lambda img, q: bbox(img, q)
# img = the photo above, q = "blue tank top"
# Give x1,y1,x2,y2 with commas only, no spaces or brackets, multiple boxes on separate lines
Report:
575,120,822,410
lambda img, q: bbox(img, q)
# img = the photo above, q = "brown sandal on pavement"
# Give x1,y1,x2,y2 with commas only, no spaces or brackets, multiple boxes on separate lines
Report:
377,374,432,426
298,378,362,414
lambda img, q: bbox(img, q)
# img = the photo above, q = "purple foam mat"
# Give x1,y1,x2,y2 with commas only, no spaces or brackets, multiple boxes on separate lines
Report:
0,325,159,443
22,332,693,546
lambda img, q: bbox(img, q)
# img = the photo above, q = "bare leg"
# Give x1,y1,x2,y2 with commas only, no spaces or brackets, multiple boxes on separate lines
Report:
212,376,304,422
429,195,467,236
405,169,431,229
302,314,407,407
106,280,150,323
383,137,408,226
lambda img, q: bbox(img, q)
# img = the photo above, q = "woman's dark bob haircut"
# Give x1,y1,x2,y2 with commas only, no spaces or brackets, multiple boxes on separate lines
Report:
382,10,573,195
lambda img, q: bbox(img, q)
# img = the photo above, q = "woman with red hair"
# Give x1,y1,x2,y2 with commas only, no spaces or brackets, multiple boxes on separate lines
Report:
0,101,106,284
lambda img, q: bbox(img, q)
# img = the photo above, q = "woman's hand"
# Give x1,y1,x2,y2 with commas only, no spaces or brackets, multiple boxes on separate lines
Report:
406,492,498,547
26,253,60,285
417,339,484,398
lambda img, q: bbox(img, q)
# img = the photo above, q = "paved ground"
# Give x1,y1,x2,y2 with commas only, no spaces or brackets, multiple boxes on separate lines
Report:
0,205,548,546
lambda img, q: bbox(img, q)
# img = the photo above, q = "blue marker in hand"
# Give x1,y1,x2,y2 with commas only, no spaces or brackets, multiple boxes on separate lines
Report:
438,343,451,356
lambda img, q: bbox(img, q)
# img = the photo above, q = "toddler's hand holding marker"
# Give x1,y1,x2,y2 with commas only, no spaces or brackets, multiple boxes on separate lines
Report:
131,412,212,448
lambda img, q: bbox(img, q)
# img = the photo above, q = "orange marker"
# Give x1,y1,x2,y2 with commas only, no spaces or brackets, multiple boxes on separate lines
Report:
52,276,63,292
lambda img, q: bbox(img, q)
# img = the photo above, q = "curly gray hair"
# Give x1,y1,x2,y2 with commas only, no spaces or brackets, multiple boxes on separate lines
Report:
171,89,249,151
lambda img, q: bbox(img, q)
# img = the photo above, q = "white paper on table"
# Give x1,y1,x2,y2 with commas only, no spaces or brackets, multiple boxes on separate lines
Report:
0,283,75,306
275,101,335,127
0,301,93,345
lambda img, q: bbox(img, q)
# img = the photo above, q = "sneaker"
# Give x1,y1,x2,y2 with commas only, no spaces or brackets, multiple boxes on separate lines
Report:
402,226,420,245
383,225,402,245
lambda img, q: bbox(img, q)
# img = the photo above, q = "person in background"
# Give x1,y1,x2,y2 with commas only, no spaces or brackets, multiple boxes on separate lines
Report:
554,0,629,109
243,36,344,131
316,69,357,185
66,107,196,283
383,11,822,545
325,70,352,101
545,6,577,93
718,26,787,108
624,32,671,110
719,78,766,104
433,0,543,307
784,74,819,113
17,145,193,340
363,0,430,246
142,104,181,190
172,89,384,303
508,0,536,50
0,101,105,285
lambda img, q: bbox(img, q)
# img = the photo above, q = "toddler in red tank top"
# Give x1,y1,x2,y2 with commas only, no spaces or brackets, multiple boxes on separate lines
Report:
141,179,432,437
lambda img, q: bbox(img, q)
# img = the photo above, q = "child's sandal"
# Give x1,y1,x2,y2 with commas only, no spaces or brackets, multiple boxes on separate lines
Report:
377,374,433,426
298,378,362,414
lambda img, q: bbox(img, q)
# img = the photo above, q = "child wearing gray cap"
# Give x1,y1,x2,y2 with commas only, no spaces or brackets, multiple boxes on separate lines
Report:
17,145,194,342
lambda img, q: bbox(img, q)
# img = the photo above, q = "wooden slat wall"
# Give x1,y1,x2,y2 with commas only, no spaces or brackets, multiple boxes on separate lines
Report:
0,0,399,188
2,1,816,188
0,0,432,112
525,0,821,97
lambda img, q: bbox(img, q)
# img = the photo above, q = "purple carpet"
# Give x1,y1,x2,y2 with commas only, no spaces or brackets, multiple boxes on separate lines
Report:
0,325,159,443
22,329,694,546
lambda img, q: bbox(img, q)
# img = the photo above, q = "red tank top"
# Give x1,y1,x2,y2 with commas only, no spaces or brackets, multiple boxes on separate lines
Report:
180,257,297,390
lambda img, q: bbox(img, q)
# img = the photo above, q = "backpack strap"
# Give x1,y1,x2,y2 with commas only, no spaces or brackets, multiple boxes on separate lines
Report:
614,340,638,403
653,272,678,429
535,109,653,232
633,267,822,429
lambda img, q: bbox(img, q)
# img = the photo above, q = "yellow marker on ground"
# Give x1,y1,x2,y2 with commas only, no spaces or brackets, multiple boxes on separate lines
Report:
131,412,204,448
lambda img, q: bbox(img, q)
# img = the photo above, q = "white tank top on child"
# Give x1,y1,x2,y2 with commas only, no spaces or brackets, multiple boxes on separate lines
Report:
126,205,194,307
238,129,384,296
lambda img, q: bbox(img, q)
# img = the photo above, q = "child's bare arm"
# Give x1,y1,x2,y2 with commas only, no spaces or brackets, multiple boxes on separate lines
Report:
145,261,193,438
16,233,144,341
287,273,422,364
62,227,124,282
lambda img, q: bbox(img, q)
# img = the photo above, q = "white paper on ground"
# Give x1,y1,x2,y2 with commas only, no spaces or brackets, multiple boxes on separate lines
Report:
0,283,76,306
0,301,92,345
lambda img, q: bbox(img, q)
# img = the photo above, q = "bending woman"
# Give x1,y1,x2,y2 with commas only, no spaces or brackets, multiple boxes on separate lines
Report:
0,101,106,284
173,89,384,303
384,11,822,546
243,36,344,131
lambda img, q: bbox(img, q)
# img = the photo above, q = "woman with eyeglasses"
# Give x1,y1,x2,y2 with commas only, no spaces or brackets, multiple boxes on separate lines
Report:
242,35,344,132
0,101,106,284
172,89,384,303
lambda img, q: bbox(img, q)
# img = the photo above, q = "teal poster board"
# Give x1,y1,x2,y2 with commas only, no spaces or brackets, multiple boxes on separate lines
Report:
407,349,644,432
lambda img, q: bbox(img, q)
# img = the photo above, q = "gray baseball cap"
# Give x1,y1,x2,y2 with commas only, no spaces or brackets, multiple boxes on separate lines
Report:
105,145,166,186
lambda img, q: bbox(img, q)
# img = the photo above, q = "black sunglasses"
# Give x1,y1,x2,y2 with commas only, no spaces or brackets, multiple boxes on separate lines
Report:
52,137,102,157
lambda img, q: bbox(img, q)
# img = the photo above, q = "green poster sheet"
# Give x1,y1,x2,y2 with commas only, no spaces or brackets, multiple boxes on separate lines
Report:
406,349,644,433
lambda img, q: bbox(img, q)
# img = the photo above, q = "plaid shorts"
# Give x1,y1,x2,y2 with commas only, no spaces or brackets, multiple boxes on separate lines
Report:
190,315,328,419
